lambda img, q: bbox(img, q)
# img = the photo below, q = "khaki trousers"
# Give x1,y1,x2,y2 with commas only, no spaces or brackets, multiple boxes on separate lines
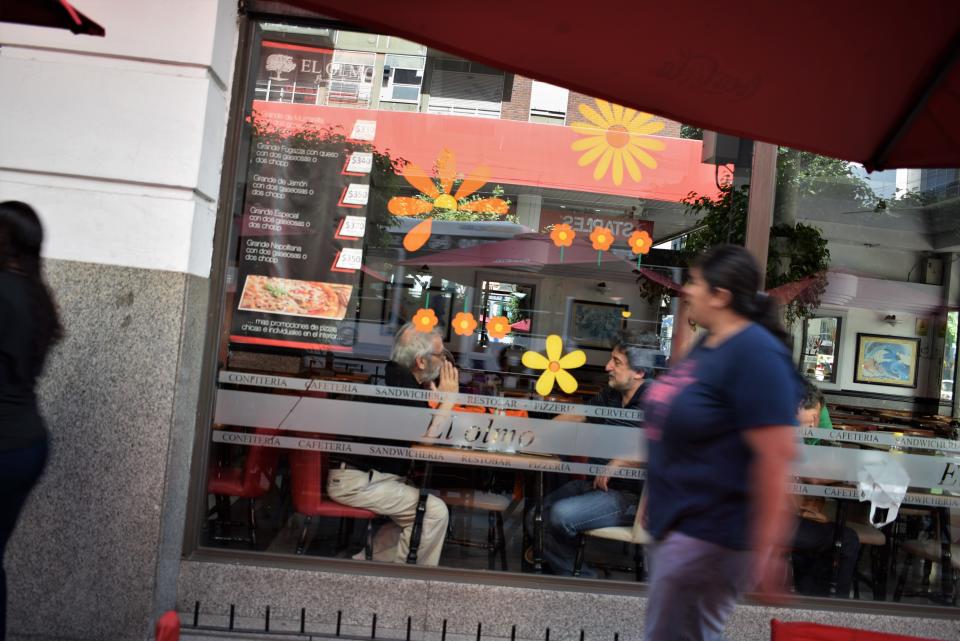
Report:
327,468,449,566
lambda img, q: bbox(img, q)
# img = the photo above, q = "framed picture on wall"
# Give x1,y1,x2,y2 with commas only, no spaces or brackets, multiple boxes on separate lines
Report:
566,299,628,349
853,333,920,388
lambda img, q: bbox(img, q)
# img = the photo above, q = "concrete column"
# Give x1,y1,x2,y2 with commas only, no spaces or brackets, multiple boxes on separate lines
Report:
745,142,778,277
516,193,543,232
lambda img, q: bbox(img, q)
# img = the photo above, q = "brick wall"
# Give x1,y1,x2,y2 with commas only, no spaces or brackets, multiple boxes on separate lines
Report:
500,74,532,121
566,91,682,138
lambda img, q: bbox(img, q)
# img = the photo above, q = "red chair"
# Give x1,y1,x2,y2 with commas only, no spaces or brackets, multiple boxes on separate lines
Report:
207,429,281,546
770,620,940,641
288,450,376,557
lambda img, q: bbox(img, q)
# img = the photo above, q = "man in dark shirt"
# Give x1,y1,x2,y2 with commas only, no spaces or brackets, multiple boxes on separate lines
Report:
532,335,659,577
327,322,456,565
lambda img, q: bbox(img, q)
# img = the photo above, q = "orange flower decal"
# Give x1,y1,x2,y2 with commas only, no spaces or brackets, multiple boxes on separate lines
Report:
452,312,478,336
388,149,509,252
550,224,575,247
486,316,512,340
590,226,615,251
412,308,438,333
629,230,653,255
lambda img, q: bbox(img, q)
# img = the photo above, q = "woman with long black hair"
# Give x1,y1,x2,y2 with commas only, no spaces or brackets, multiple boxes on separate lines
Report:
642,245,800,641
0,201,62,640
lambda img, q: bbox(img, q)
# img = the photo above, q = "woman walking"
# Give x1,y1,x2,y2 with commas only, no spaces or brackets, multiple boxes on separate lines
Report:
0,201,61,640
642,245,800,641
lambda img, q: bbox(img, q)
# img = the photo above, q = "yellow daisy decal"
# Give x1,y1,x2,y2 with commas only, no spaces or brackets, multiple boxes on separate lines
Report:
522,334,587,396
570,99,666,186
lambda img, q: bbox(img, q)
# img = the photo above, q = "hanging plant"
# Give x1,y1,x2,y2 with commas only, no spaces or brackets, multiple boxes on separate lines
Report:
634,184,830,325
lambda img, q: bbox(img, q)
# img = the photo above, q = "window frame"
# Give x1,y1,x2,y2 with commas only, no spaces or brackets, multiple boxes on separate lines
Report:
798,313,844,386
182,15,960,620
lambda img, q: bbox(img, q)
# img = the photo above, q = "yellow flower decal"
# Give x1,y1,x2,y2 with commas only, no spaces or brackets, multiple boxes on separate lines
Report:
387,149,509,252
522,335,587,396
550,223,575,247
486,315,512,340
412,308,438,333
590,226,615,251
570,99,666,186
628,229,653,255
452,312,478,336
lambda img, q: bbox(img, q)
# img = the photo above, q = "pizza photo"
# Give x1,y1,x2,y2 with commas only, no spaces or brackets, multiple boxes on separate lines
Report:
238,275,353,320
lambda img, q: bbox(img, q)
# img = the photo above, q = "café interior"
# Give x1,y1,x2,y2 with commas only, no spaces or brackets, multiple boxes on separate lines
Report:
200,22,959,612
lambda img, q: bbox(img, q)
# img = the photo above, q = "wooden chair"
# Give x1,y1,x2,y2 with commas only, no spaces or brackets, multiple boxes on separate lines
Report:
573,492,650,581
842,503,889,600
893,507,958,605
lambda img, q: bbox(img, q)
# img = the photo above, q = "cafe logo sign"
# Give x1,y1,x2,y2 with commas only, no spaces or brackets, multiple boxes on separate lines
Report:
939,462,959,488
421,412,535,450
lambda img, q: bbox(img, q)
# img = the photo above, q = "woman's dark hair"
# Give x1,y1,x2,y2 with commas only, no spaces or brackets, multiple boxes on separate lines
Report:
0,201,63,374
801,379,825,411
693,244,790,347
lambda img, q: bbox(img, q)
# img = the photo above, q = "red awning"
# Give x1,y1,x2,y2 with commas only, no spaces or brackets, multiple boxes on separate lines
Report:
1,0,104,36
767,275,822,305
638,268,683,293
280,2,960,170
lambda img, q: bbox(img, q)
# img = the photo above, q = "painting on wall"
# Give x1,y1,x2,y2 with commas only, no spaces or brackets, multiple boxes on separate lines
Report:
565,299,627,349
853,333,920,388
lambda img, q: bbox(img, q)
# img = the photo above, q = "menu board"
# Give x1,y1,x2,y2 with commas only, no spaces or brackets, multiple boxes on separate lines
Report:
229,110,376,352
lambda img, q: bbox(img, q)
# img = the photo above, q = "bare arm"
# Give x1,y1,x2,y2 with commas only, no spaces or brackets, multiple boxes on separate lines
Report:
743,425,796,603
425,361,460,433
594,458,639,491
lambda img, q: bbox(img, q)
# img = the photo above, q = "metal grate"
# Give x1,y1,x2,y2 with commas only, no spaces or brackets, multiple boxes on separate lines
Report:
185,601,622,641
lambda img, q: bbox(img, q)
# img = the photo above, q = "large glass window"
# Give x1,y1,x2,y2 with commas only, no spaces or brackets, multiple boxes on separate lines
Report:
196,19,958,612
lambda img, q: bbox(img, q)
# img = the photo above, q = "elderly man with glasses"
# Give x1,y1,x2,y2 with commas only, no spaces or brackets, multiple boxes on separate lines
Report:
327,322,457,565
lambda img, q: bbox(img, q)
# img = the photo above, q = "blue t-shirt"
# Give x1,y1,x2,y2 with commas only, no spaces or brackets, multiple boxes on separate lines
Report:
643,323,801,550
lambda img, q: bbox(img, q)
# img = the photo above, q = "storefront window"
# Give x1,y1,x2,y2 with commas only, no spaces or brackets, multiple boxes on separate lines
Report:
196,18,958,610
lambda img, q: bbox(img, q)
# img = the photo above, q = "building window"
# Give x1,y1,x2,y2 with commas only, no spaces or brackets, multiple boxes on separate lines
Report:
426,60,504,118
327,50,376,107
381,54,425,103
528,81,568,125
800,315,842,384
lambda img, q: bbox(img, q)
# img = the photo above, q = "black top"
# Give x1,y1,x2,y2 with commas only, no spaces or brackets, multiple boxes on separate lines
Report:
0,271,47,449
328,360,424,476
586,383,647,494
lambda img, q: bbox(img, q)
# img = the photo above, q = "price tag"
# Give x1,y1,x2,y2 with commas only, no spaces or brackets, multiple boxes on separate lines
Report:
350,120,377,141
336,248,363,271
343,183,369,206
340,216,367,238
346,152,373,174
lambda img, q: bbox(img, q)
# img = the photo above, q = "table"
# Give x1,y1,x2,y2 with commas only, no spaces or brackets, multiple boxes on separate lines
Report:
407,444,560,572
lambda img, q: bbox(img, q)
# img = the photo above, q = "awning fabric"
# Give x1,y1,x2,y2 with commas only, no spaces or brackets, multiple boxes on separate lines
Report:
275,1,960,170
1,0,104,36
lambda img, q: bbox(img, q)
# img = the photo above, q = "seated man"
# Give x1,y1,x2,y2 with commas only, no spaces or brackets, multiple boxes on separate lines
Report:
529,334,657,577
791,382,860,597
326,322,455,565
